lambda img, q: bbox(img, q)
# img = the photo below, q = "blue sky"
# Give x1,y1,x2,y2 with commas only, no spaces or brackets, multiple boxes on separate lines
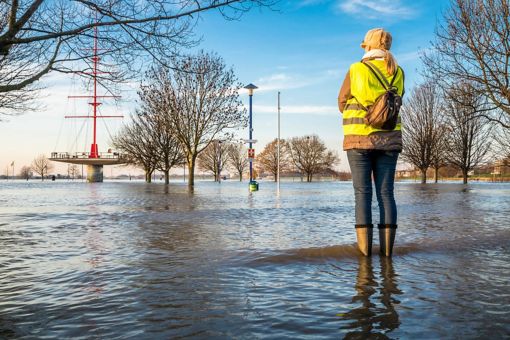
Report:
0,0,450,176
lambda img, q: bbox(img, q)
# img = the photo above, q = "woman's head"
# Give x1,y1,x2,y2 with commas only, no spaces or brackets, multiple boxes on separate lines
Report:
361,28,397,75
361,28,392,51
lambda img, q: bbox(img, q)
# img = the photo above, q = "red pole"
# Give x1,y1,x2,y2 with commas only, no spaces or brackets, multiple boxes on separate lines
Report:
61,12,122,158
90,16,99,158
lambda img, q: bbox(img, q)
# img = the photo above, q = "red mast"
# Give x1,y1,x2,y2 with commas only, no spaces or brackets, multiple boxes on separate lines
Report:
65,14,122,159
91,23,99,158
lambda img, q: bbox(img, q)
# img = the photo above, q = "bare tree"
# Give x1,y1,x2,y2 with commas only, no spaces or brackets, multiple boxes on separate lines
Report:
68,164,79,180
422,0,510,128
288,135,338,182
112,113,159,183
19,165,32,180
494,124,510,158
444,84,492,184
0,0,274,118
0,42,42,118
257,138,290,181
137,67,186,184
197,140,229,181
31,154,53,181
227,142,249,181
164,51,247,188
153,120,186,184
401,82,445,183
431,124,449,183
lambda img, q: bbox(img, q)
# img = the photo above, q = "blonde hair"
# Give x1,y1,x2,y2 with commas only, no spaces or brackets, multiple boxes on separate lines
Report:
379,30,397,75
362,28,398,75
385,50,397,76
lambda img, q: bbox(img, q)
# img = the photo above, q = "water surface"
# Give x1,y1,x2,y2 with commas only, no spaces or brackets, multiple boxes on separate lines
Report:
0,181,509,338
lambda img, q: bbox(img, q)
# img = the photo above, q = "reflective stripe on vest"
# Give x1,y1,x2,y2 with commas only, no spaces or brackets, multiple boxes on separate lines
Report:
342,60,404,136
344,122,402,135
344,103,366,111
343,116,401,125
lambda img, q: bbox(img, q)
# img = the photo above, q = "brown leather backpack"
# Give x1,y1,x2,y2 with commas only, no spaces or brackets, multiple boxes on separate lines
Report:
361,61,403,131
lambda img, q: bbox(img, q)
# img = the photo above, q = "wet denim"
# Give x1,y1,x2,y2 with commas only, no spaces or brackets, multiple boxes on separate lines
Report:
347,149,399,225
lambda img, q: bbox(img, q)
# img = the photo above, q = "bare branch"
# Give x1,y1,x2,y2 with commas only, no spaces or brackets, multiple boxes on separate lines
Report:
31,154,54,181
422,0,510,127
401,81,445,183
287,135,339,182
227,142,249,181
257,138,290,181
443,82,493,183
197,140,230,181
0,0,275,117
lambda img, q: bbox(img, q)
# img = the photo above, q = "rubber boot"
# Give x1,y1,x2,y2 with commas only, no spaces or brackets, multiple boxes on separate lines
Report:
378,224,397,256
355,224,373,256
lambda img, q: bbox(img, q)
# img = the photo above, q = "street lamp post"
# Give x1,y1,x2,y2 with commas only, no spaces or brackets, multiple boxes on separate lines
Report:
217,139,223,183
244,83,258,192
277,91,281,195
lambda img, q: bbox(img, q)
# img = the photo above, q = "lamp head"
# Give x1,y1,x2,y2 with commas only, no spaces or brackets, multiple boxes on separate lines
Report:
244,83,258,96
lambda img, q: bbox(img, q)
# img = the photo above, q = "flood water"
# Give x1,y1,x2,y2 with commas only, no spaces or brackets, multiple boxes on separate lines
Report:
0,180,509,339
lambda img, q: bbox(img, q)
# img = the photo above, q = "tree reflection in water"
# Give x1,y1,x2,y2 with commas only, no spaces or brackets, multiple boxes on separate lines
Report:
340,257,402,339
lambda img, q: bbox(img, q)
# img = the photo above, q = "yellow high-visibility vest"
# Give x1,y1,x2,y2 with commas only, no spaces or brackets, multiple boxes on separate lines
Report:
343,60,404,137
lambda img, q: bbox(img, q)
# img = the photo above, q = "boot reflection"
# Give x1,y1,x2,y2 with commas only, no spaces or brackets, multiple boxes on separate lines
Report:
340,256,377,338
340,256,402,339
377,257,402,332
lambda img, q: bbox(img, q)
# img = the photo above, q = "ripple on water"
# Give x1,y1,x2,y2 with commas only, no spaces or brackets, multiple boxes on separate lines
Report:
0,181,509,338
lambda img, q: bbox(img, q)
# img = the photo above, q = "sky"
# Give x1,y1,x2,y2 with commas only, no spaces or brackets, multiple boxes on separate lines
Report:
0,0,450,177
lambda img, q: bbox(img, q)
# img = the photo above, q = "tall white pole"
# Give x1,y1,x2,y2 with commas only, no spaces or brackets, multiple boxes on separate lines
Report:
277,91,281,195
218,140,222,183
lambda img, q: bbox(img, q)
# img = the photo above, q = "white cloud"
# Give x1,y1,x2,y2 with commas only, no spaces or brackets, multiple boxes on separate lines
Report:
254,73,315,92
395,47,432,63
396,50,420,63
254,104,338,115
297,0,328,7
252,66,345,93
337,0,416,19
325,68,345,78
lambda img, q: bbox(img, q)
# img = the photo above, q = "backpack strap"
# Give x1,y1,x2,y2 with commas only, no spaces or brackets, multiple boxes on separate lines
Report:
362,61,400,91
398,66,405,97
389,66,402,88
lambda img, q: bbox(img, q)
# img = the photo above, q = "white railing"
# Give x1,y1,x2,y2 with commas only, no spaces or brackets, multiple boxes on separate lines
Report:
50,151,125,160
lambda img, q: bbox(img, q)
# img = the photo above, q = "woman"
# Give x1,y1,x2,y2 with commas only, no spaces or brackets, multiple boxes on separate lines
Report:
338,28,405,257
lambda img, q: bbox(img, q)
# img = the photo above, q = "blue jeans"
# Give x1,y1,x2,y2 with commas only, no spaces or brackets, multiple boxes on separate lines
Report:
347,149,399,226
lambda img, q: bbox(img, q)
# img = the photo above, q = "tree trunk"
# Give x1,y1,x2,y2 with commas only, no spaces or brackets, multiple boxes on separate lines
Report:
238,171,242,182
421,168,427,184
164,170,169,185
145,170,152,183
274,172,278,182
188,156,196,189
462,169,468,184
434,167,439,183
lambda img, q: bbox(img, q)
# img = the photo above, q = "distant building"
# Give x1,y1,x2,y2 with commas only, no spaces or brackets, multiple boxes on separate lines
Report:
396,169,416,178
493,157,510,175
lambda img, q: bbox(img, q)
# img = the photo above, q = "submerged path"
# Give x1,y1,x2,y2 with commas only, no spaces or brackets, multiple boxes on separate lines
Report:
0,181,509,338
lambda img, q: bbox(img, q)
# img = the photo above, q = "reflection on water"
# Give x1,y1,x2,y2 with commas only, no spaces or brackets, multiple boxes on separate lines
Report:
0,181,509,338
340,257,402,339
